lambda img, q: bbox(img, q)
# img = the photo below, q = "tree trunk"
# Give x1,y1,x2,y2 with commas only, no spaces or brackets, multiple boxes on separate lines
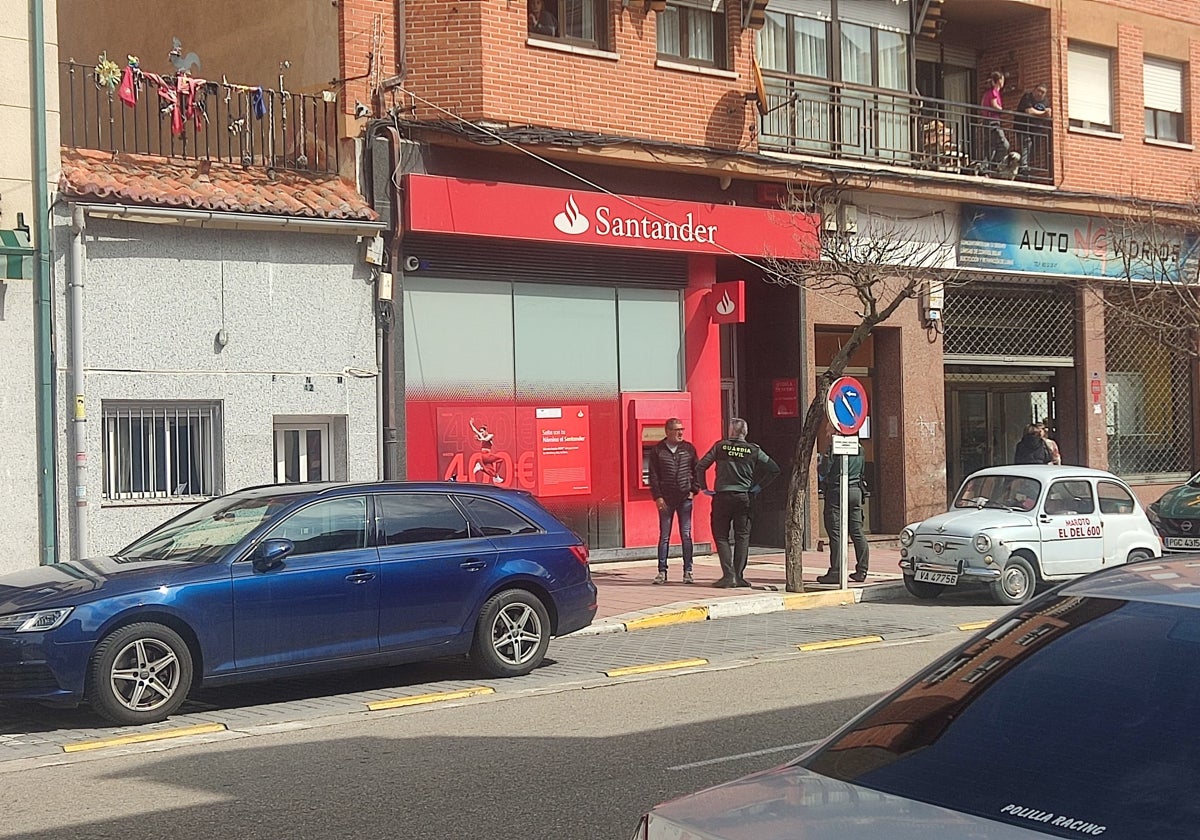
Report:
784,396,830,592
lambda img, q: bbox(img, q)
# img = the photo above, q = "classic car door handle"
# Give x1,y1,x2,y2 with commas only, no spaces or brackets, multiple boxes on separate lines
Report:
460,560,487,572
345,570,376,584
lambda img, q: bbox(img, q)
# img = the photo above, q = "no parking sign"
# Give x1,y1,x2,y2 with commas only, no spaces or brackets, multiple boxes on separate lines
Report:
825,376,869,435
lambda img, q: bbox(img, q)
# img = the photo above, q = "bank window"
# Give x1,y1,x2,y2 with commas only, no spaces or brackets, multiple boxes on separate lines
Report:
657,1,727,68
527,0,607,49
102,402,221,502
1144,57,1185,142
1068,43,1113,131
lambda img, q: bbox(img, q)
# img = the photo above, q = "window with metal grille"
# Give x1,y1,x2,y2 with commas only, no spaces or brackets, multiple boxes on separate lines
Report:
1104,289,1193,477
943,283,1074,361
102,402,222,501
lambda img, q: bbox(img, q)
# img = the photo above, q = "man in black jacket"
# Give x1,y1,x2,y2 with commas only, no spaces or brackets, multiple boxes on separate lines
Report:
648,418,701,584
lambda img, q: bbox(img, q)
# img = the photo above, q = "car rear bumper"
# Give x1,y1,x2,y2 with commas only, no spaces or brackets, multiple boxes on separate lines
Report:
553,579,598,636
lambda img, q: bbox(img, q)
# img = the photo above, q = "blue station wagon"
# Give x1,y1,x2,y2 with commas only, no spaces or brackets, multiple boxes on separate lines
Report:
0,482,597,725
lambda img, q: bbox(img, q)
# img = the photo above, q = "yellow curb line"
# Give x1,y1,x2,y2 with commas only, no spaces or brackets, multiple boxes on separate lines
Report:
606,658,709,678
623,605,710,631
798,635,884,652
63,722,227,753
957,621,994,631
367,686,495,711
783,589,857,610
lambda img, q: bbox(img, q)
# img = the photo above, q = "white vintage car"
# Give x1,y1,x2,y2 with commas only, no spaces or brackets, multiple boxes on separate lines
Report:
899,465,1162,605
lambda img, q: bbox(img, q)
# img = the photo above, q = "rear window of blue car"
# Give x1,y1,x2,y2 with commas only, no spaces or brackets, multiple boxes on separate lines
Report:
804,596,1200,839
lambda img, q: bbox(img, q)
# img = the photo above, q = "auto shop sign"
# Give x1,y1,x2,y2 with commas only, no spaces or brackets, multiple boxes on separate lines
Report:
405,174,820,259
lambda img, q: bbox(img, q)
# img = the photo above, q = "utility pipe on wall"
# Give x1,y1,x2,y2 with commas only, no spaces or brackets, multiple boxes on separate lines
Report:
68,205,88,559
30,0,58,564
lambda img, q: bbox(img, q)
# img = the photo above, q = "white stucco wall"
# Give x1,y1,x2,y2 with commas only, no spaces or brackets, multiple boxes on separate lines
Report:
0,1,61,571
48,210,381,565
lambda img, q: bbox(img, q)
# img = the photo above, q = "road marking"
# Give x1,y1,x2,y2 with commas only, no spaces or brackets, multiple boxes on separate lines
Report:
623,606,709,631
605,658,709,678
957,621,994,631
798,635,884,651
367,686,495,711
669,739,823,771
62,722,227,753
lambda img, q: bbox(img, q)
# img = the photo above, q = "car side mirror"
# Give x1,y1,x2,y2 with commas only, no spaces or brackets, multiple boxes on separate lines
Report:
253,538,294,573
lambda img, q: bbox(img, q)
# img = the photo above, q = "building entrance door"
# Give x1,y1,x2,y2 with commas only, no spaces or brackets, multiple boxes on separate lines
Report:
947,383,1054,494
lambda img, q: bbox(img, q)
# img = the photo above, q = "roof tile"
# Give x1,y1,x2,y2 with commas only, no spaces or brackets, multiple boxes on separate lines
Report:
59,148,378,222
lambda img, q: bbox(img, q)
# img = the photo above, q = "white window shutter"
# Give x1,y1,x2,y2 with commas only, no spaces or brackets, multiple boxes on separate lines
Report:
1068,45,1112,126
1144,57,1183,113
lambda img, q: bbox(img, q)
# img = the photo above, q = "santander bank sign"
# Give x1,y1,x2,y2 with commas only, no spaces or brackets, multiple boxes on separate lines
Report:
406,174,819,259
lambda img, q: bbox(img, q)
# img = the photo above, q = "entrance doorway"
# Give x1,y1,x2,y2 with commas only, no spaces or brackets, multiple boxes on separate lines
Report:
947,381,1054,493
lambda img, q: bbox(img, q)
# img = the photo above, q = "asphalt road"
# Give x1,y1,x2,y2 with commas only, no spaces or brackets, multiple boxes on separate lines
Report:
0,632,969,840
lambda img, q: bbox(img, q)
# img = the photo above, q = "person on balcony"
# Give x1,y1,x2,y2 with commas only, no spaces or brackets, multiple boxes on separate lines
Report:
981,71,1014,174
1016,84,1052,176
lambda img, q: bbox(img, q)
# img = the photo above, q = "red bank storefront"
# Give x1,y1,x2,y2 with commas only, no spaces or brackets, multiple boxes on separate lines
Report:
401,174,817,552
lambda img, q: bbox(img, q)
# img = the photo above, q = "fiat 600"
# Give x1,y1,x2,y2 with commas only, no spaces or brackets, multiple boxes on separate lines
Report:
899,465,1161,605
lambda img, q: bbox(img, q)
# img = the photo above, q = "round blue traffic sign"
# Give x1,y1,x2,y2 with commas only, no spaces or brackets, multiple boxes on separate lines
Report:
826,376,869,435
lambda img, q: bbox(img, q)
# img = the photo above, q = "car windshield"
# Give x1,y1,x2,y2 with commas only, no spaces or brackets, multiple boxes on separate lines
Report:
119,493,299,563
954,475,1042,511
804,595,1200,839
1187,471,1200,487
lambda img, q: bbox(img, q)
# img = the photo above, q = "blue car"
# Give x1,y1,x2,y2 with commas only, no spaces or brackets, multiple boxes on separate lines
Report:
0,482,597,725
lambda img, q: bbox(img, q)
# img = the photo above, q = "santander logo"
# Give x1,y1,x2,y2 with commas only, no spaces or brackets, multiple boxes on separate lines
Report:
715,291,736,316
553,196,590,235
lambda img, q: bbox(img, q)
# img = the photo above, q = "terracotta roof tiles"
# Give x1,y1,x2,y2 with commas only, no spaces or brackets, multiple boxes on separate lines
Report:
59,148,378,222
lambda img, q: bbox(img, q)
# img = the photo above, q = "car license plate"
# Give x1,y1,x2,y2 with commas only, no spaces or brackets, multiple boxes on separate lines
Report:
1165,537,1200,549
915,569,959,585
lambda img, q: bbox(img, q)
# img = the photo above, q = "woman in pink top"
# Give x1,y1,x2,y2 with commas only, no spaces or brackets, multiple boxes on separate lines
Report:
981,71,1013,172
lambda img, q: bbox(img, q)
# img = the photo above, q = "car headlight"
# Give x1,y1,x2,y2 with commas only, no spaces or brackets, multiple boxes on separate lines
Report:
899,527,915,548
973,533,992,553
0,608,73,633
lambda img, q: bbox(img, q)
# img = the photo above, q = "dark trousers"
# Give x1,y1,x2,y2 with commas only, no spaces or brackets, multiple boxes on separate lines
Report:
987,121,1011,164
656,497,694,573
824,484,869,575
712,491,751,582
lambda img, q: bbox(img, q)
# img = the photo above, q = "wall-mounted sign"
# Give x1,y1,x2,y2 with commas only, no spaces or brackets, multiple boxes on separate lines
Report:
406,174,820,259
959,204,1198,282
772,378,799,417
709,280,745,324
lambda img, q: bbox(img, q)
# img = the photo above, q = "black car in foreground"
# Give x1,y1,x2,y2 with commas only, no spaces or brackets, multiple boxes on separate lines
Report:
634,555,1200,839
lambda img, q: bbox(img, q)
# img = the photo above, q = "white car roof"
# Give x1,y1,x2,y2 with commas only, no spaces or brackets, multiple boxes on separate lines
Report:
964,465,1126,483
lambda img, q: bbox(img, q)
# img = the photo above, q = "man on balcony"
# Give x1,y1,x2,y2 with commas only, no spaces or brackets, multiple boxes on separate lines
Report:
1016,84,1052,177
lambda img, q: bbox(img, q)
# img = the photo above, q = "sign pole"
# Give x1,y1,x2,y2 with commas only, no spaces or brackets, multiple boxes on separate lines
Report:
839,454,849,591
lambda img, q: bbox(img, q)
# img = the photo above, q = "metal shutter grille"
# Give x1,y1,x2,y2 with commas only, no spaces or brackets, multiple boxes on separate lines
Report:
1103,286,1193,477
943,284,1075,360
402,236,689,288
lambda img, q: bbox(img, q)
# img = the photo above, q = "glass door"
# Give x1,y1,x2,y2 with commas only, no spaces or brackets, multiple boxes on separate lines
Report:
947,386,1054,495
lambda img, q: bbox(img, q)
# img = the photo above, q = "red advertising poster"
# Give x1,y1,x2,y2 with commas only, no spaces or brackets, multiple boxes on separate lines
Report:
434,405,591,497
535,406,591,496
773,378,799,417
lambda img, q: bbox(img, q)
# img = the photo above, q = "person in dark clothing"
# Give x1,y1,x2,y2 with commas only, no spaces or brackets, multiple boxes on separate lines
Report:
818,431,870,584
1015,83,1051,176
697,418,781,589
647,418,701,584
1013,423,1053,464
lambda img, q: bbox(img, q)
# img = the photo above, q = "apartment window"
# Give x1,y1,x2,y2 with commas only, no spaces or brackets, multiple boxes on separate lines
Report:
1144,57,1185,142
274,422,331,484
1068,43,1113,131
527,0,606,49
102,402,221,502
657,1,727,68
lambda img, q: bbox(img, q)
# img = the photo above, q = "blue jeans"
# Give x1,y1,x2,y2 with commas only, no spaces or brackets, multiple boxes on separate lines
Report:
657,497,694,573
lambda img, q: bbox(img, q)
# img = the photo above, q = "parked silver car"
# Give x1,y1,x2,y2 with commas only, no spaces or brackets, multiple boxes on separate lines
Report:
898,465,1160,605
633,557,1200,839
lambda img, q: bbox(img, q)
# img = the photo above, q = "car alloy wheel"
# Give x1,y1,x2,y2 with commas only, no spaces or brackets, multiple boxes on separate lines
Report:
88,622,194,725
471,589,551,678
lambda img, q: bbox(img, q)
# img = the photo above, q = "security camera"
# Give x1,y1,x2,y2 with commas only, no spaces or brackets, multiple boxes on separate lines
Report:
403,255,420,272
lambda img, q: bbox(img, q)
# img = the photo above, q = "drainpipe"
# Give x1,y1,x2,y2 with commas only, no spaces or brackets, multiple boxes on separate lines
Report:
30,1,57,564
68,206,87,559
381,125,405,480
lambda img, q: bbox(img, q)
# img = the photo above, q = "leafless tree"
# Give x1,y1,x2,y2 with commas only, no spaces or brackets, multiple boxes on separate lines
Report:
764,181,962,592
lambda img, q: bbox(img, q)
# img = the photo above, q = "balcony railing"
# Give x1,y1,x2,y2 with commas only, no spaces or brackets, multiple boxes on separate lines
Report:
758,75,1053,185
62,61,340,174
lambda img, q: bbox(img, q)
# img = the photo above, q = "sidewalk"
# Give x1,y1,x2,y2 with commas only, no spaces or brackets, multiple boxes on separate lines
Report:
578,546,906,636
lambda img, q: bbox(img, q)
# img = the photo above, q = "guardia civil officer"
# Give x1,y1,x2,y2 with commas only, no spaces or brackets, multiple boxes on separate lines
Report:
697,419,780,588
